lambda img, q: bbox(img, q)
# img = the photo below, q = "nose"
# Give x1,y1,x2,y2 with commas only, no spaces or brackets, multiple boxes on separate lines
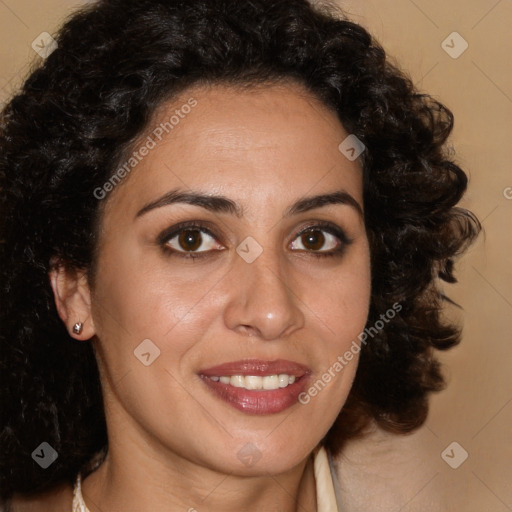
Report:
222,248,305,340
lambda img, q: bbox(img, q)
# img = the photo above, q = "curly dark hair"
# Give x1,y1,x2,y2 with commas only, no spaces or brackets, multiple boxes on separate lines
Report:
0,0,480,501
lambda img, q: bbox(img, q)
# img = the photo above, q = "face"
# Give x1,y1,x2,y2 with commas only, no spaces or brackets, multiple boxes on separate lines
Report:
84,82,371,476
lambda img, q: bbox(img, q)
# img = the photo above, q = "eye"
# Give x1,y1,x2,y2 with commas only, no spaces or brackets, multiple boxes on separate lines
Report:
161,222,224,258
289,222,351,257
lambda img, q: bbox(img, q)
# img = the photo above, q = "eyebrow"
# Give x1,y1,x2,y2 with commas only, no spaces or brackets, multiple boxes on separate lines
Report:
135,188,363,219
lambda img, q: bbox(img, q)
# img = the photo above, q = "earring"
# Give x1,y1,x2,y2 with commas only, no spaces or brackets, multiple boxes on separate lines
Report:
72,322,83,335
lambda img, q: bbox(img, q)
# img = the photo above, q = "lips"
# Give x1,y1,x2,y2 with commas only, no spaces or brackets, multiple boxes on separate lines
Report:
199,359,311,415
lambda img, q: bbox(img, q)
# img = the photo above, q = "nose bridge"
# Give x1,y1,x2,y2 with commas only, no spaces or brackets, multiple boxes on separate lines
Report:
222,240,304,340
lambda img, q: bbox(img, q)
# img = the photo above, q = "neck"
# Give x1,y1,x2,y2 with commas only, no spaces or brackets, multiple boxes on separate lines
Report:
80,434,317,512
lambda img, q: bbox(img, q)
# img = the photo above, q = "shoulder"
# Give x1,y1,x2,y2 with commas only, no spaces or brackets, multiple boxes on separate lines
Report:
5,482,73,512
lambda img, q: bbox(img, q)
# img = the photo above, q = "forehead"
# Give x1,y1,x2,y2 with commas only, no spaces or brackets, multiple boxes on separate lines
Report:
102,81,363,218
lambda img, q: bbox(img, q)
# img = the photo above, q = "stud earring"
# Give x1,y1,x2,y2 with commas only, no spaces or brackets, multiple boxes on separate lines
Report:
72,322,83,335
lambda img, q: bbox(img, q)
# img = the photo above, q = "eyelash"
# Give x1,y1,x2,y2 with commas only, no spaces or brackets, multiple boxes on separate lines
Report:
157,220,353,260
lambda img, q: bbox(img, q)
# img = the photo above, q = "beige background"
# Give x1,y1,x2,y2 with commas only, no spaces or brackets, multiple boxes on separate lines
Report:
1,0,510,510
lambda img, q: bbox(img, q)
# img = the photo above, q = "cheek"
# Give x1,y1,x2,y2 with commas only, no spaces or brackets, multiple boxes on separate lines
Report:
325,269,371,343
307,246,371,344
302,244,371,398
90,241,225,375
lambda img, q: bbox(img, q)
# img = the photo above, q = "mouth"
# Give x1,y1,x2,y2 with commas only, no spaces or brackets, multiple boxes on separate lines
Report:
198,359,311,415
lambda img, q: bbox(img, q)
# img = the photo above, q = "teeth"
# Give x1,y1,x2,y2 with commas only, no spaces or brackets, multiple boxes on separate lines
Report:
208,374,298,391
244,375,262,390
230,375,244,388
263,375,279,390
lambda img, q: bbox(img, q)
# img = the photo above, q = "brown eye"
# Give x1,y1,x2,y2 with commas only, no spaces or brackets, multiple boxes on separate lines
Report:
165,228,221,254
178,229,202,251
300,230,325,251
290,226,343,254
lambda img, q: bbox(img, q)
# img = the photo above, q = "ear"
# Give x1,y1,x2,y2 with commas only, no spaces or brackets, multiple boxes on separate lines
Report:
49,262,95,340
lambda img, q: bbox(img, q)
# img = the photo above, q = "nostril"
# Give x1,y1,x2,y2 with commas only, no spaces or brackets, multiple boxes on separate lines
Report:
239,325,260,337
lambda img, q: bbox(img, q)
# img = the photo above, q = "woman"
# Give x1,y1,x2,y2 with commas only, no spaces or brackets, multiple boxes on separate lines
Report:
0,0,480,510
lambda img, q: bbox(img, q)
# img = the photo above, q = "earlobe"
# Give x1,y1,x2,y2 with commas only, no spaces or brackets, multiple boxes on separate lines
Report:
48,263,95,340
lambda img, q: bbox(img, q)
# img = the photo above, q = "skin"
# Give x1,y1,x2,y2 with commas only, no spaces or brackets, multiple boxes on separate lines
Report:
46,81,371,512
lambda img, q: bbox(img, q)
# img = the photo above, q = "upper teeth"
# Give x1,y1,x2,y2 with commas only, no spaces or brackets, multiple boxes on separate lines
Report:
208,374,296,390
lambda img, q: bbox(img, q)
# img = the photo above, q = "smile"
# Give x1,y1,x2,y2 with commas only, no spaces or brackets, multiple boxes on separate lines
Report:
199,359,311,414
